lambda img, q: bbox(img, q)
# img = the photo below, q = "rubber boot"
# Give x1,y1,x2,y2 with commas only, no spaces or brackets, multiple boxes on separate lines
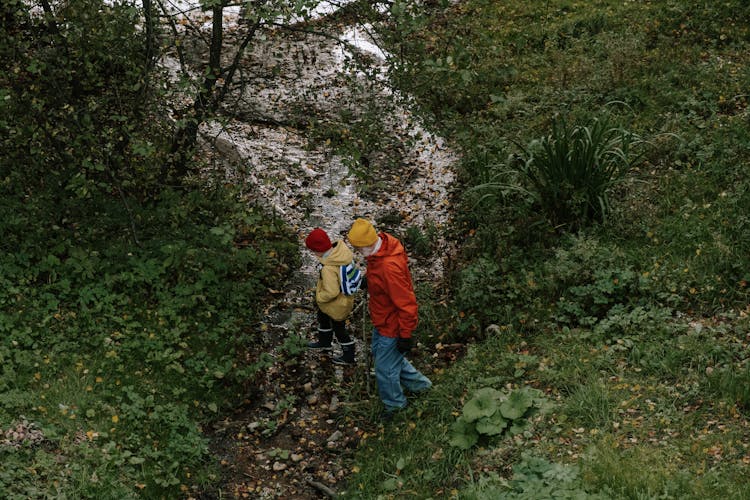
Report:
333,342,356,365
308,328,333,350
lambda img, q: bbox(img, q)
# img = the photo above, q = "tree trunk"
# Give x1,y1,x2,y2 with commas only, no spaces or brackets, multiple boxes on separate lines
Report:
164,4,263,183
143,0,155,70
166,3,224,181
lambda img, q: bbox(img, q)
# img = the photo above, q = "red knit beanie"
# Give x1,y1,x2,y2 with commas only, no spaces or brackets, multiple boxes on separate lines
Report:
305,228,332,252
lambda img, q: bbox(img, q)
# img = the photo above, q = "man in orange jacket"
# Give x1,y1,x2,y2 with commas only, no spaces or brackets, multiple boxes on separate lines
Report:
347,218,432,418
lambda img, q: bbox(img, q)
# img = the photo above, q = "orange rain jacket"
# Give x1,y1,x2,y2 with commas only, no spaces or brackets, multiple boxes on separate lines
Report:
364,233,418,339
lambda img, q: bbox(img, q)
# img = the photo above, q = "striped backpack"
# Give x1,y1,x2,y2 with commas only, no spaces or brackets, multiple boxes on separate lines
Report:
340,260,363,295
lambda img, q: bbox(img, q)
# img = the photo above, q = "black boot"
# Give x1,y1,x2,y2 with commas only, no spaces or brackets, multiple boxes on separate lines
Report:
308,328,333,350
333,342,356,365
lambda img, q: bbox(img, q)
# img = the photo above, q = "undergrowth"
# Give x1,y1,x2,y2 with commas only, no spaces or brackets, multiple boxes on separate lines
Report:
0,184,298,497
348,0,750,497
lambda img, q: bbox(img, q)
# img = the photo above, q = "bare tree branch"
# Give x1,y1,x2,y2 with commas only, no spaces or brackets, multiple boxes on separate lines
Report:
213,18,263,106
156,0,189,78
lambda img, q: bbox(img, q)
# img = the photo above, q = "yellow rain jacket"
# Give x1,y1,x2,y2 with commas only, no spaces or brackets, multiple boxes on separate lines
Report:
315,240,355,321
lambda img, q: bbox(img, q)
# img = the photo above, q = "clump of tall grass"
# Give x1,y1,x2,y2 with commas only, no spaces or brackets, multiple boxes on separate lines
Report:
471,116,644,231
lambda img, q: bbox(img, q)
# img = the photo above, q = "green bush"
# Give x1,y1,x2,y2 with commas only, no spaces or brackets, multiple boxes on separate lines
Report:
462,453,609,499
473,116,643,232
0,0,165,193
542,235,641,326
455,258,503,316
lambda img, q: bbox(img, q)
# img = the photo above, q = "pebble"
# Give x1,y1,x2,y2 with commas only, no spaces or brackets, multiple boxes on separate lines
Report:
329,396,339,412
327,430,343,442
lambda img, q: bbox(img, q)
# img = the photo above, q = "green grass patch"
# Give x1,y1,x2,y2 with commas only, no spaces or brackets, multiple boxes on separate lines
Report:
0,185,298,497
355,0,750,497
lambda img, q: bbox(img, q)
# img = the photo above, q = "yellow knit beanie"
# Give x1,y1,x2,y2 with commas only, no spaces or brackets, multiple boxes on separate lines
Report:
348,218,378,247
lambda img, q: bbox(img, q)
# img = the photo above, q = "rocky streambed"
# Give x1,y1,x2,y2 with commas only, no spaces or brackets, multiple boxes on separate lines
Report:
158,2,459,497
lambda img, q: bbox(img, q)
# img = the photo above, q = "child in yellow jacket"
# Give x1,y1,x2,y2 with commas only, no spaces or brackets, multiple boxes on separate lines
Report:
305,228,357,365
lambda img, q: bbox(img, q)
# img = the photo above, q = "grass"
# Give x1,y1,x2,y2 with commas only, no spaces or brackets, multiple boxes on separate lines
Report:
345,0,750,498
0,186,299,497
5,0,750,497
347,317,750,498
342,334,516,498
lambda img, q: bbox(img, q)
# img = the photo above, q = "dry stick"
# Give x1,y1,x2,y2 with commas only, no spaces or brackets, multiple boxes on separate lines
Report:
307,480,337,498
349,297,370,393
362,291,371,395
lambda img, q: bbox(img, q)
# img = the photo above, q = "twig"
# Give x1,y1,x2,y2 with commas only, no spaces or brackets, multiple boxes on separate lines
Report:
307,480,337,498
156,0,189,79
361,291,372,394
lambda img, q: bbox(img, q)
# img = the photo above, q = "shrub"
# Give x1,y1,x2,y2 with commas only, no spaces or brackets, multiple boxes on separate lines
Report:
0,186,299,496
555,267,640,326
472,116,643,232
453,257,506,333
449,387,548,450
545,235,643,326
461,453,609,500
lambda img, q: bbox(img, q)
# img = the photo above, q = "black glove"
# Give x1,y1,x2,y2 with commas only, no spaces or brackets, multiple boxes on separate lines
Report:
396,337,413,355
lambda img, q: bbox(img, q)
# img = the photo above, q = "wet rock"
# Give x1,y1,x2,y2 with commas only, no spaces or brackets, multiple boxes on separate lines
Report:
485,324,502,336
329,396,339,412
327,430,343,443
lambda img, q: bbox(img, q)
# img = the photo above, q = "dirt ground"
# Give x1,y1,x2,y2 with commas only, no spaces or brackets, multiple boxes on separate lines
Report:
202,310,464,499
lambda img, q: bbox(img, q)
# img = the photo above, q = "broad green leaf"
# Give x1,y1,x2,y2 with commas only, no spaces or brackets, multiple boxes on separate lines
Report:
449,417,479,449
463,387,502,422
499,389,534,420
475,411,508,436
509,419,531,436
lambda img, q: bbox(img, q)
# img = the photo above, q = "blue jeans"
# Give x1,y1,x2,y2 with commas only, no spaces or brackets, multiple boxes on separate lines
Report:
371,328,432,411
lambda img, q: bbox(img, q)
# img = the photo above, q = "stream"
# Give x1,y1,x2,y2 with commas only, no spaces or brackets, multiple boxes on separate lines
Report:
159,2,459,496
